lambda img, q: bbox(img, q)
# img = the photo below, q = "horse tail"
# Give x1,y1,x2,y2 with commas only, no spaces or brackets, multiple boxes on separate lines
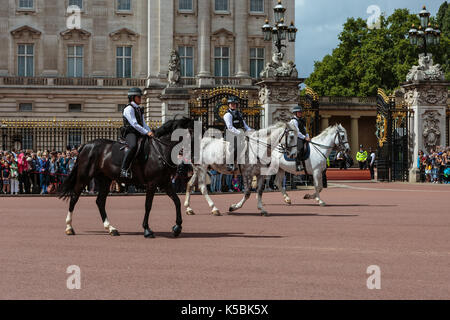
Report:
58,144,85,201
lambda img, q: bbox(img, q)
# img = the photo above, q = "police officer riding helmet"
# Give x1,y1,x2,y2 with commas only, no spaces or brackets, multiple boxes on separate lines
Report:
292,105,303,113
128,87,143,102
228,96,239,105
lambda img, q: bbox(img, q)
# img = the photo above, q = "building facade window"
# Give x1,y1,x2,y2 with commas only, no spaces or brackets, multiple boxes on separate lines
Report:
116,46,132,78
117,0,131,11
18,0,34,9
214,47,230,77
250,48,264,78
178,46,194,77
22,130,33,150
19,103,33,112
68,45,83,77
69,0,83,9
68,129,82,149
214,0,228,12
250,0,264,13
68,104,82,112
179,0,193,11
18,44,34,77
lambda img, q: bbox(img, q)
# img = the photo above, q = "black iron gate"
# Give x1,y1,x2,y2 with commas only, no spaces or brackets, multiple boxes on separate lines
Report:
299,87,320,136
188,87,262,133
375,88,411,182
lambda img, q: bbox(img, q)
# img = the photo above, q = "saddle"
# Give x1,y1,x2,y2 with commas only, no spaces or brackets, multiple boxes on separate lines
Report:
116,136,149,165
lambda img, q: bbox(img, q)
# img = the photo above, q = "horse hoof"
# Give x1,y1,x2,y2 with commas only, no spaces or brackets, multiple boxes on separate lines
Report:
285,199,292,205
144,229,155,238
186,209,195,215
212,210,221,216
109,229,120,236
261,211,269,217
65,228,76,236
172,225,182,237
319,202,326,207
228,206,235,212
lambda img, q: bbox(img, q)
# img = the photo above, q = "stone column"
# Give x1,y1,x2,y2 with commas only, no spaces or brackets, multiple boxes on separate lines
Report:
403,81,449,182
197,0,213,86
257,78,303,128
321,115,331,131
350,115,360,159
159,87,191,123
234,0,249,78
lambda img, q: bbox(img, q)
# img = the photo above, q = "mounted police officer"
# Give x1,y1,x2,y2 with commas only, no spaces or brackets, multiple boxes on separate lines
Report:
120,87,154,179
223,96,252,172
289,105,311,171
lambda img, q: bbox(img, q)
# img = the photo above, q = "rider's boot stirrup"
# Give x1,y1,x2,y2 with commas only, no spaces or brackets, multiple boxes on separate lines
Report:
120,169,132,179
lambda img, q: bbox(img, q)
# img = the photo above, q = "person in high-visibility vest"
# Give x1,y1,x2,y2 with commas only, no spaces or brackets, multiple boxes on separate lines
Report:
356,145,368,170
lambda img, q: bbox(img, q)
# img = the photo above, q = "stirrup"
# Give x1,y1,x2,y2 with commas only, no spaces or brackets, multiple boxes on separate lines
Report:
227,164,235,172
120,169,132,179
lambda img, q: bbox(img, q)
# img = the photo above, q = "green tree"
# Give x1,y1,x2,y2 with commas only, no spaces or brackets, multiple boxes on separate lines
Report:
305,6,449,97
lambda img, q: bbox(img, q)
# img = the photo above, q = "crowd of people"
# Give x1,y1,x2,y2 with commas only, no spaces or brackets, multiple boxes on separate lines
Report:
0,148,78,195
418,147,450,184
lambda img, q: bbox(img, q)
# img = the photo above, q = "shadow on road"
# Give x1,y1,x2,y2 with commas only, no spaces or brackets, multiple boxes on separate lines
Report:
227,212,358,217
81,231,283,239
265,203,397,208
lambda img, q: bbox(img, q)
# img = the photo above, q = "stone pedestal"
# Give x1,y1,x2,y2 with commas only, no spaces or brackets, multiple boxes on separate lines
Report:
256,78,303,127
403,81,449,182
159,86,190,123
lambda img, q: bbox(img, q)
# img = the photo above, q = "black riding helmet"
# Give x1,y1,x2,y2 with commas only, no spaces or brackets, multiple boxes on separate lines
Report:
228,96,239,104
292,105,303,113
128,87,143,102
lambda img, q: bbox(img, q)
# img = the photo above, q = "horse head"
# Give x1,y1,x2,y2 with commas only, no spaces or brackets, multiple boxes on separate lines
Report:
333,124,350,152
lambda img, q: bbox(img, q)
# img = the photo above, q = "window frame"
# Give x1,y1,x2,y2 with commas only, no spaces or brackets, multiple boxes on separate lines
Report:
68,103,83,113
17,44,34,77
249,47,265,79
116,0,132,13
67,45,84,78
68,0,83,10
214,0,229,13
178,0,194,12
116,46,133,78
67,129,82,149
17,0,34,11
214,46,230,77
178,46,194,78
18,102,33,112
249,0,264,14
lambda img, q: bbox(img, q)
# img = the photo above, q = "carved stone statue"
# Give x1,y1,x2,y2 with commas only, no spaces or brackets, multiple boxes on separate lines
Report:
167,49,181,86
260,52,298,79
422,110,441,153
406,54,445,82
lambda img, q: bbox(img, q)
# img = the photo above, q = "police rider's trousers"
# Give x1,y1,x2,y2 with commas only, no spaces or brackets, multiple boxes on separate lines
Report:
121,133,138,170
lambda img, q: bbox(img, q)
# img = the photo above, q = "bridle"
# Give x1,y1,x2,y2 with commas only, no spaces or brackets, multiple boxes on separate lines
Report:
309,128,349,160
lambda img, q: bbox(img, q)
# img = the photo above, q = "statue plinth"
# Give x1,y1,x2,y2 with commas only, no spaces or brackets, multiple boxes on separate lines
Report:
160,86,190,123
256,78,304,128
401,54,449,182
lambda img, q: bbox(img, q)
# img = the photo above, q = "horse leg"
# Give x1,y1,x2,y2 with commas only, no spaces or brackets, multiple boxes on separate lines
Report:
256,175,269,216
95,177,119,236
166,182,183,237
65,181,84,236
199,180,221,216
143,184,156,238
275,170,291,205
184,172,196,215
313,170,325,206
229,174,251,213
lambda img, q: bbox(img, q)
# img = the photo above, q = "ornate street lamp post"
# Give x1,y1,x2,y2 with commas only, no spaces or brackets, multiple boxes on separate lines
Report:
408,5,441,55
261,0,297,54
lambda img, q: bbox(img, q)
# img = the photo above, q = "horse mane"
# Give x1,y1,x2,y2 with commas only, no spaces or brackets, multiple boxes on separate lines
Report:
313,124,339,141
154,117,193,138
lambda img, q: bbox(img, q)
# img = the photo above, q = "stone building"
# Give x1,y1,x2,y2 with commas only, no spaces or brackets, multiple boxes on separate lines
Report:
0,0,296,151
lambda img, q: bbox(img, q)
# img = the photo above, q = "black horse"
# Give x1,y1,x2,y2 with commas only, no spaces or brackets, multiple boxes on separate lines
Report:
59,117,194,238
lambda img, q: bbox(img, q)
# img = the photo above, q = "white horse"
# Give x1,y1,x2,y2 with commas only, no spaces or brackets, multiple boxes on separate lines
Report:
184,122,298,216
272,124,350,206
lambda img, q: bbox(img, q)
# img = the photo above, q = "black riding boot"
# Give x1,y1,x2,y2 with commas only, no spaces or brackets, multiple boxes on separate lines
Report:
120,149,134,179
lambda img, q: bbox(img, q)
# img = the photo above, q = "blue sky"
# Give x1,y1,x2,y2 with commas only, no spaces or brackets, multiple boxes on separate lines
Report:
294,0,444,78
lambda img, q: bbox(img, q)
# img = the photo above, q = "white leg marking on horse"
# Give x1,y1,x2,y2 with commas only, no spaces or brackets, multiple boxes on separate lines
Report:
103,218,117,232
65,211,73,231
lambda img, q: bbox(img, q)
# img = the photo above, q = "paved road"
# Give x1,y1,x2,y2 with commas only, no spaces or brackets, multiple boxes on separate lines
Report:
0,182,449,299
